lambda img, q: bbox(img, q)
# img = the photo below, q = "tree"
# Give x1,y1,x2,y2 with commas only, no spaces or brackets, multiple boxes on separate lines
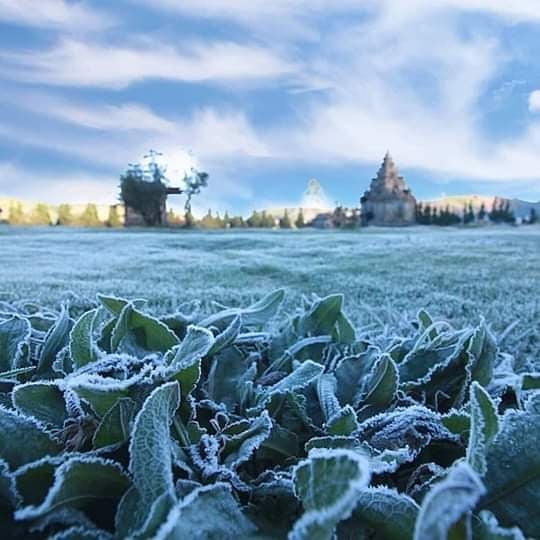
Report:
295,208,305,228
229,215,245,228
183,169,209,216
8,202,25,225
478,202,487,222
463,202,475,225
200,209,220,229
528,207,538,224
432,206,439,225
261,211,275,228
247,211,262,228
423,204,432,225
416,202,424,224
120,163,168,226
184,210,196,229
57,204,74,226
106,205,122,228
279,209,292,229
79,204,102,227
30,203,51,226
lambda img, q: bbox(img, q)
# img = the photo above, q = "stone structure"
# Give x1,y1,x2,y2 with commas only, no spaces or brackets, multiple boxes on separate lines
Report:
361,153,416,226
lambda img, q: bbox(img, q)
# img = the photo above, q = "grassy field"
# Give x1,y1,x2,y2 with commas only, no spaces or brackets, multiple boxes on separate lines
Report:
1,225,539,365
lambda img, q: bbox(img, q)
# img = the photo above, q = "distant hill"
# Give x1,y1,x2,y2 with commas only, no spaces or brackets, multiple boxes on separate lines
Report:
421,194,540,220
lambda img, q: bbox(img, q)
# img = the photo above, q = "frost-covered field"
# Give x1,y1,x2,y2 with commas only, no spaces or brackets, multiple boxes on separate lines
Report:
1,225,539,363
1,225,538,362
1,225,540,539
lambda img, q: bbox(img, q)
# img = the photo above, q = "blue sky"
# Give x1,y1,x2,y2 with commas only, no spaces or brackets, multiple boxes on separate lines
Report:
1,0,540,215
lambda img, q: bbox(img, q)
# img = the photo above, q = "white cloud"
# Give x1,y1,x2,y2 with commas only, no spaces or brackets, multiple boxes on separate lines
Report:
0,103,271,174
0,38,296,89
0,161,116,204
0,0,112,31
529,90,540,112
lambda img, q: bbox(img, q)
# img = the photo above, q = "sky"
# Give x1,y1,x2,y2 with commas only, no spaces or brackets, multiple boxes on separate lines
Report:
1,0,540,216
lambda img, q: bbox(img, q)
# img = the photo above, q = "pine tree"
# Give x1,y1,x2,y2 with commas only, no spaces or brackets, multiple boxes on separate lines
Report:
478,202,487,222
107,205,122,228
423,204,432,225
57,204,74,226
279,209,292,229
295,208,305,228
432,206,440,225
528,207,538,224
201,209,219,229
30,203,51,226
184,210,196,229
247,211,262,228
416,202,424,224
79,204,102,227
8,202,25,225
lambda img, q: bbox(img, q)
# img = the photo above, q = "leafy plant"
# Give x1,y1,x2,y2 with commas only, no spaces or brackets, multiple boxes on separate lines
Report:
0,290,538,539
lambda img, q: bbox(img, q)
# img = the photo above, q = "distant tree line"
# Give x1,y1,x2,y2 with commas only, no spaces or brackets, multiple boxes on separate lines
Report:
2,202,122,227
415,198,537,226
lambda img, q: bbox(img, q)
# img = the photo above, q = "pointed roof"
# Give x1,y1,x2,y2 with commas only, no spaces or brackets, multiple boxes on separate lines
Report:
361,152,415,202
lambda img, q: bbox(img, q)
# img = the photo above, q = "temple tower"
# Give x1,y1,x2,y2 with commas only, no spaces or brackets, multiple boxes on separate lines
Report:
360,152,416,226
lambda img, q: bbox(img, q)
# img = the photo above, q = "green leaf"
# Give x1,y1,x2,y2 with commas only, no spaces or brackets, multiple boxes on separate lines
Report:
0,315,31,372
207,315,241,356
300,294,344,336
69,309,98,370
334,347,380,407
165,325,214,369
199,289,285,329
222,411,272,469
291,448,371,540
327,405,359,436
317,374,341,423
467,320,497,387
128,382,180,527
97,294,146,316
12,382,67,427
521,373,540,391
68,372,144,418
207,347,248,411
481,394,540,538
334,312,356,344
92,397,136,450
155,483,256,540
111,304,179,354
466,382,499,475
414,462,485,540
357,354,398,413
267,360,325,396
14,456,129,520
347,487,419,540
0,406,61,469
37,307,72,378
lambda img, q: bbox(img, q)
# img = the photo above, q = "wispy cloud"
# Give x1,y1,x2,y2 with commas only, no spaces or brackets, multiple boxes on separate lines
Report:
0,38,296,89
0,161,116,204
528,90,540,112
0,0,113,31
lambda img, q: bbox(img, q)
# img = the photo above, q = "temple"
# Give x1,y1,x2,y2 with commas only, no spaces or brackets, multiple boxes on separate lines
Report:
360,152,416,226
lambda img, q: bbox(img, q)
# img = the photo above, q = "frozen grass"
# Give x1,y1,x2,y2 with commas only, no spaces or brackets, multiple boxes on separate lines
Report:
1,225,538,364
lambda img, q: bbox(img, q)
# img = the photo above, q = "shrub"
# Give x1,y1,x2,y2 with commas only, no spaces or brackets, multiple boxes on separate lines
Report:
0,291,538,538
